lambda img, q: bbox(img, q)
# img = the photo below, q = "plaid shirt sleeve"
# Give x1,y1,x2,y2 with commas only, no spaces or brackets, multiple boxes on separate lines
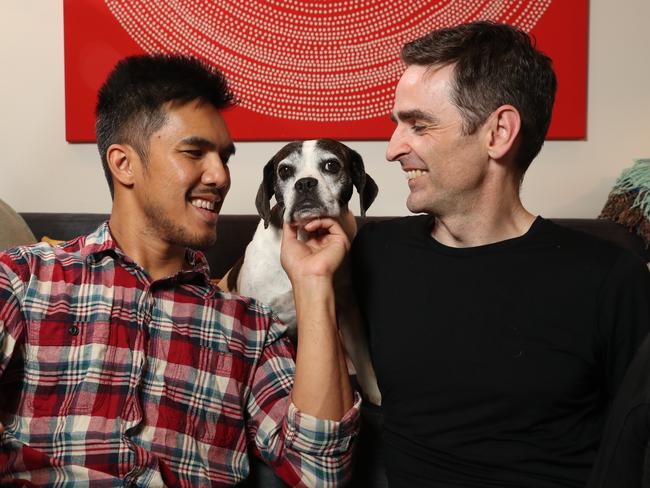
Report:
0,248,29,377
245,312,361,487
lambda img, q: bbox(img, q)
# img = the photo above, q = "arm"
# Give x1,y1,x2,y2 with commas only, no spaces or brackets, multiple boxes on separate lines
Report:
587,335,650,488
280,218,354,419
243,218,359,487
598,251,650,398
587,252,650,487
0,251,30,433
244,315,359,488
0,253,28,377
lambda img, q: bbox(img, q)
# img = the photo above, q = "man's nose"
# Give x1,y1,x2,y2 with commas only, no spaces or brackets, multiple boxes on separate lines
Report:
386,125,408,163
202,153,229,188
295,177,318,193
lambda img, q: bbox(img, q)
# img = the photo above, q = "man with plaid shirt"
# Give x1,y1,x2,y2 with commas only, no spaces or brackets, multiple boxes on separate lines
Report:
0,55,359,487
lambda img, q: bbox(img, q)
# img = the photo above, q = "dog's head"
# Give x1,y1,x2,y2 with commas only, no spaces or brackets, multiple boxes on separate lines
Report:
255,139,379,228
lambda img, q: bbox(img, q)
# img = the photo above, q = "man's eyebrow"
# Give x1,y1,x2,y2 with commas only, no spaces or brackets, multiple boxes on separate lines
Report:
180,136,217,150
221,143,236,159
393,109,438,124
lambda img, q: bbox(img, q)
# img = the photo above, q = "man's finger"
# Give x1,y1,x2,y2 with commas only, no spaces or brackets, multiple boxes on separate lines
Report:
282,222,298,240
303,217,342,235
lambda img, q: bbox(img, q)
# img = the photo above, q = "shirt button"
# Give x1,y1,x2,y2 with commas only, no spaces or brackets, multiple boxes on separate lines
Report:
68,325,79,336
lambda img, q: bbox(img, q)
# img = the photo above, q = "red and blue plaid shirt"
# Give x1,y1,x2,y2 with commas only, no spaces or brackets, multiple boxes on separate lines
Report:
0,223,359,487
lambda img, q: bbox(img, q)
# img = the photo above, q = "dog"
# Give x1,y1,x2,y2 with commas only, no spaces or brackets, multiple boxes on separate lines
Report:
221,139,381,405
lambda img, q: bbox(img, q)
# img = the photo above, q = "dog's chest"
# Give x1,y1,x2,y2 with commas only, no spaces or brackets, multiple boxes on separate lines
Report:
237,222,297,329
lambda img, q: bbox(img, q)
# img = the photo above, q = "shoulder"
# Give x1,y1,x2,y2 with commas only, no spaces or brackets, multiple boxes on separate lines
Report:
534,218,649,282
540,218,639,256
1,237,83,274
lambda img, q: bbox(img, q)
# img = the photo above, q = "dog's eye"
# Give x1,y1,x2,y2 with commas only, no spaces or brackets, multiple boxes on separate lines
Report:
278,165,294,180
323,159,341,174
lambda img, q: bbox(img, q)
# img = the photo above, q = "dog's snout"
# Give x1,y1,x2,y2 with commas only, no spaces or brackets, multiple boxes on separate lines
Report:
295,177,318,194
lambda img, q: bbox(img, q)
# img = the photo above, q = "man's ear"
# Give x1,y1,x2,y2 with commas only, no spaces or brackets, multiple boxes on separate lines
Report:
486,105,521,161
106,144,137,188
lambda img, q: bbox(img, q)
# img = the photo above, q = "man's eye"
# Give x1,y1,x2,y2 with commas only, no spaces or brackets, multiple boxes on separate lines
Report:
323,159,341,174
411,124,426,133
183,149,203,158
278,165,294,180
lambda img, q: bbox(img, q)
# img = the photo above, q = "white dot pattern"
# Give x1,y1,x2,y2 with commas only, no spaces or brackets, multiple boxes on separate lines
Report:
105,0,552,122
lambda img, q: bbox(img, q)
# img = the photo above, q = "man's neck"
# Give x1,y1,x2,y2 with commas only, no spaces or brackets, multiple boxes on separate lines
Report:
430,188,536,248
108,211,187,282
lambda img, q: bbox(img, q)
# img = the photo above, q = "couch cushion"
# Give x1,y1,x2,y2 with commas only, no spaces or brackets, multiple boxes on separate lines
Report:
0,199,36,250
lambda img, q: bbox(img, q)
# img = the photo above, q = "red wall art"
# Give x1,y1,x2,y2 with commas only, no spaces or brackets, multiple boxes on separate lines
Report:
64,0,589,142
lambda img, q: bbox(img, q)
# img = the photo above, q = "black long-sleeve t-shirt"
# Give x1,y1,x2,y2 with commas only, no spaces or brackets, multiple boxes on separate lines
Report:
352,215,650,488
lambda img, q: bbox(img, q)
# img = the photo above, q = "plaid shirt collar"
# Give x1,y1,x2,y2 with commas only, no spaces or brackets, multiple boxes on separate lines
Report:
80,221,214,293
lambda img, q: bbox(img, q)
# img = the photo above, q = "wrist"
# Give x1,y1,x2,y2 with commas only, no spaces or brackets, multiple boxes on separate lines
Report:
292,277,335,313
289,273,334,291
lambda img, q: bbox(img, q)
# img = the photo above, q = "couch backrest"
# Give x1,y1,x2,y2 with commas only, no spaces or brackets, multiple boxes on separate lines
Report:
20,213,649,279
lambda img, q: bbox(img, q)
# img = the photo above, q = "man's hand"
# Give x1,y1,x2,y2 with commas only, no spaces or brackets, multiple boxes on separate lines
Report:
281,217,355,420
281,218,350,284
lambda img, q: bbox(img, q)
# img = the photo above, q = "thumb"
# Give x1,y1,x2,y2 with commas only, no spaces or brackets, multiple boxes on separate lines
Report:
282,222,297,239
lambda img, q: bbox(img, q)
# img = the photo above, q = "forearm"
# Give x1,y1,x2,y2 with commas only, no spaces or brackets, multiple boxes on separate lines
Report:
246,316,359,488
291,277,354,420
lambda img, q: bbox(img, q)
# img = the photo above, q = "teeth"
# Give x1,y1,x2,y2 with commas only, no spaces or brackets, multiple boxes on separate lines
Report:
190,198,215,211
405,170,427,180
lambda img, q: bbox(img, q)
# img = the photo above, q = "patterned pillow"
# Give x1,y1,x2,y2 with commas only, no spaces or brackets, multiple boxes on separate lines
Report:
41,236,65,246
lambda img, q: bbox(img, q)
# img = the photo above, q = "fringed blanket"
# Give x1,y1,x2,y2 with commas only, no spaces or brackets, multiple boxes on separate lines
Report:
600,158,650,249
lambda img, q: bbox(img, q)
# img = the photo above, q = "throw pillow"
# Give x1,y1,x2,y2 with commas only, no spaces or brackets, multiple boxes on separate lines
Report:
0,198,36,251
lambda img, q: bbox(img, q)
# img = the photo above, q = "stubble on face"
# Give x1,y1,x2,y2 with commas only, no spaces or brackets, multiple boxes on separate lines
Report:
135,102,232,251
142,199,218,250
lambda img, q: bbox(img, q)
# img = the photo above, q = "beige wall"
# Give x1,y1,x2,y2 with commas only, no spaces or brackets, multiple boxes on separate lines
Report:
1,1,649,217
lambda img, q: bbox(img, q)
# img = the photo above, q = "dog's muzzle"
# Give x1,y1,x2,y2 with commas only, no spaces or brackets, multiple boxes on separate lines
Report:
289,177,327,223
295,177,318,194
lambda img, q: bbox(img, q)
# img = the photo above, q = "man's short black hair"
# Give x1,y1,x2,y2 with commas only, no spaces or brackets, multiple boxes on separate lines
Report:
95,54,234,198
402,21,557,176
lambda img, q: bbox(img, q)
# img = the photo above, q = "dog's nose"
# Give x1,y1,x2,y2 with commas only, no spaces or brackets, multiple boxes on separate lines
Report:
295,177,318,193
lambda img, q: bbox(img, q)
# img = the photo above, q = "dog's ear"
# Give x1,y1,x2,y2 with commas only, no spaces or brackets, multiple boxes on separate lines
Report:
255,159,276,228
348,148,379,217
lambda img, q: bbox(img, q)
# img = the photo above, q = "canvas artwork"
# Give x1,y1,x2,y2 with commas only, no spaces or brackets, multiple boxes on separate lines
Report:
64,0,588,142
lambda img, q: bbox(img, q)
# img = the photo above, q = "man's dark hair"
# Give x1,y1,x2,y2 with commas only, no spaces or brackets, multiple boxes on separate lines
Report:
402,21,557,176
95,54,234,198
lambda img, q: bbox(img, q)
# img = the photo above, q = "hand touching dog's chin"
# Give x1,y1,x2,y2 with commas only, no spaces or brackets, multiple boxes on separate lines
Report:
288,206,333,228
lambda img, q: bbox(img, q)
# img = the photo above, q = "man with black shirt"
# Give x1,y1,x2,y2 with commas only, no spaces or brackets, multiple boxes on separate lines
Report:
352,21,650,487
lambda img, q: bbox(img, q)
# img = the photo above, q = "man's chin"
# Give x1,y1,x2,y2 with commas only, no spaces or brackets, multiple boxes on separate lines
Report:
406,199,430,215
170,230,217,250
406,198,420,214
188,233,217,250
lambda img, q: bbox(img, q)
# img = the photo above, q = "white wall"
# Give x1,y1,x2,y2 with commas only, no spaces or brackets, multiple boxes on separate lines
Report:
1,1,649,218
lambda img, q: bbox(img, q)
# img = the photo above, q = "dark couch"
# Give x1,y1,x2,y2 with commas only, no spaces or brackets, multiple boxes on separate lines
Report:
19,213,650,279
17,213,650,487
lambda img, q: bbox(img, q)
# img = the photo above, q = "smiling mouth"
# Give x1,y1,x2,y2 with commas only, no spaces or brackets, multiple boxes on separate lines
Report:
405,169,428,180
190,197,219,212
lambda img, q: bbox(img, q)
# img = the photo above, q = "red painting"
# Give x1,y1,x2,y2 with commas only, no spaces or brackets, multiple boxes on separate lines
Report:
64,0,588,142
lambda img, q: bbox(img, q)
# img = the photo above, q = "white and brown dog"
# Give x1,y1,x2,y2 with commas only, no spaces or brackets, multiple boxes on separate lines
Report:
221,139,381,405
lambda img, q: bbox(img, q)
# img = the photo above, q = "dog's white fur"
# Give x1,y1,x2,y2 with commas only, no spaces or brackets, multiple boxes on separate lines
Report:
221,139,381,405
